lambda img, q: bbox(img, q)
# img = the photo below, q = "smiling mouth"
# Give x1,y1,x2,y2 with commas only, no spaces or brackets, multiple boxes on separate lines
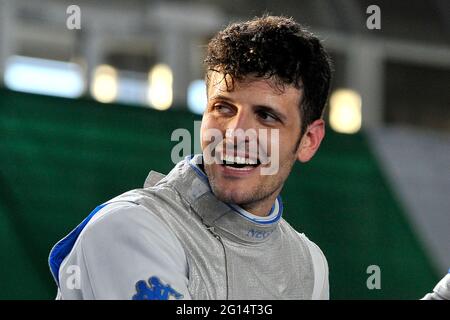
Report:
219,154,261,170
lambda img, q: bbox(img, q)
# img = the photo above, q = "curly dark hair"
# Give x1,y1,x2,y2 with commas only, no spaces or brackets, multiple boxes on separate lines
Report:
204,15,332,135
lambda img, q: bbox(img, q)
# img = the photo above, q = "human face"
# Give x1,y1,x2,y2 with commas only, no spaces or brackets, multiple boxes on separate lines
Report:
200,72,325,216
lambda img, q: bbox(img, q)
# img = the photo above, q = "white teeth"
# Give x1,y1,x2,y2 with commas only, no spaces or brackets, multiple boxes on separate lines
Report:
225,166,253,171
223,154,236,163
235,156,246,164
221,154,257,165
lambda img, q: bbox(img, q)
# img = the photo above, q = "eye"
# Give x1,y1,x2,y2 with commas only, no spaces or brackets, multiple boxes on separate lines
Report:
214,103,234,115
257,110,278,122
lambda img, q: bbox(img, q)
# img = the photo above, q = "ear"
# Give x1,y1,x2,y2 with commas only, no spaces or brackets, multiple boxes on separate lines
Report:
296,119,325,163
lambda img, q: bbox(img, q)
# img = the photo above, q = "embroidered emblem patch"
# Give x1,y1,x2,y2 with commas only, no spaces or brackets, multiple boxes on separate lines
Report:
132,276,184,300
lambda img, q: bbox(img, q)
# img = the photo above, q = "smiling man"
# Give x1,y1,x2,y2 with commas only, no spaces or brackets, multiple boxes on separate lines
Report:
201,73,323,217
49,15,332,300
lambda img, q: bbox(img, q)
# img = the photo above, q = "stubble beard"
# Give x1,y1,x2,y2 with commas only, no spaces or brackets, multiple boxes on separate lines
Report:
202,132,302,210
203,154,296,211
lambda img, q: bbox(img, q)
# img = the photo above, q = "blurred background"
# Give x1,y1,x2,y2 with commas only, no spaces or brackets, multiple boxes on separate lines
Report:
0,0,449,299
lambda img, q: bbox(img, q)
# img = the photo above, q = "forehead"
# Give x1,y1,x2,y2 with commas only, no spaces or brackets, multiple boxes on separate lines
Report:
207,71,302,106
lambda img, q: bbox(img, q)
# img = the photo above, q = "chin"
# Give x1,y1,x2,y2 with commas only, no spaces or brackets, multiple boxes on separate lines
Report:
205,164,271,205
212,181,258,205
210,185,243,204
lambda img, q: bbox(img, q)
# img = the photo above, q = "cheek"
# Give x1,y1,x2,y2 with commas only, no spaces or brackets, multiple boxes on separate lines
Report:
200,122,207,150
277,132,298,160
200,116,222,150
265,129,284,156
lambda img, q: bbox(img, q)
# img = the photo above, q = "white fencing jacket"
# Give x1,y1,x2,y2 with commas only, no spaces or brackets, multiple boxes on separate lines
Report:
49,155,329,300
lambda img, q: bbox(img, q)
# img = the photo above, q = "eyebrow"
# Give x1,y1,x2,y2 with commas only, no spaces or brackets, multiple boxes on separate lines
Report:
209,94,234,103
209,94,288,122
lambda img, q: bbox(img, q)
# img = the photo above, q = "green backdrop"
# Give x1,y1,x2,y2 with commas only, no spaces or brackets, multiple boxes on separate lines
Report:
0,88,438,299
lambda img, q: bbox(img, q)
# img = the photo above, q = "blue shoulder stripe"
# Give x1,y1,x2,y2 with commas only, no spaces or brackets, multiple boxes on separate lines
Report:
48,203,108,286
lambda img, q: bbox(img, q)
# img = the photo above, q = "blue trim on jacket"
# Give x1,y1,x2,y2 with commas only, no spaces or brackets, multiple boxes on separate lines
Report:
48,203,108,286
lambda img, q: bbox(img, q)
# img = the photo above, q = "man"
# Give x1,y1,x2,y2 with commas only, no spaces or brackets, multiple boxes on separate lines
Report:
49,15,332,300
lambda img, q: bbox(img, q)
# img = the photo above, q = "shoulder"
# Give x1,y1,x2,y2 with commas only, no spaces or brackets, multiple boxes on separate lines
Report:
55,201,189,299
296,232,329,300
295,232,327,263
83,201,162,237
277,219,329,299
80,201,185,258
278,219,328,273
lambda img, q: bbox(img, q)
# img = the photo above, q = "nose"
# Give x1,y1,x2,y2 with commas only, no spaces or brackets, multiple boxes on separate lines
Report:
223,108,258,152
225,107,255,134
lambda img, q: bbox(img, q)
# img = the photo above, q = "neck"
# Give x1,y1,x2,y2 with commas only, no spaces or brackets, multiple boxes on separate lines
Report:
240,188,281,217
